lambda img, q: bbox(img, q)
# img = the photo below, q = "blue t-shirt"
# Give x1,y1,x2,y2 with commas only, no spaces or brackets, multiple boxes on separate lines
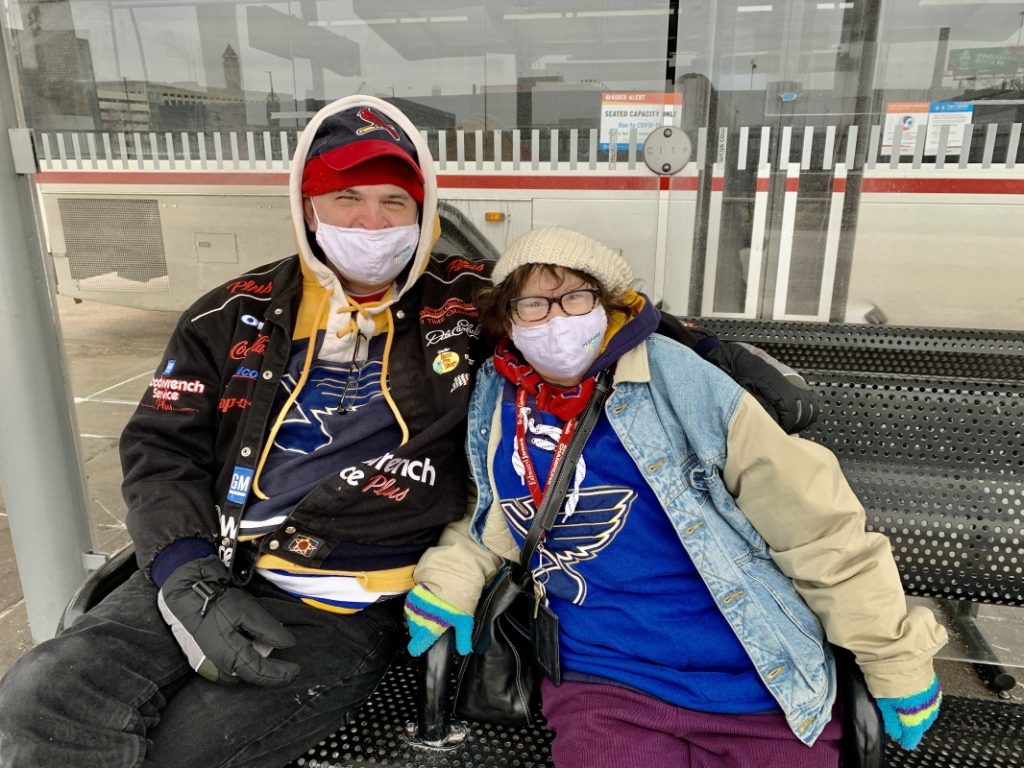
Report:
492,392,778,714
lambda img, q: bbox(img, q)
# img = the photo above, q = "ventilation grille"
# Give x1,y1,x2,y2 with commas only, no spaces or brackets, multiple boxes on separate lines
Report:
58,198,169,293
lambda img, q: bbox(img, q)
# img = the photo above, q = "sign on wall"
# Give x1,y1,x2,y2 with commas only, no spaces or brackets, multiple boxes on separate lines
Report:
881,101,973,156
599,93,682,151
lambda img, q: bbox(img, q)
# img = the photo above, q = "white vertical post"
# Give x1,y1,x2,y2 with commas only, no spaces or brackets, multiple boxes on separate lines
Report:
817,163,847,321
772,163,801,319
700,162,726,316
0,31,91,642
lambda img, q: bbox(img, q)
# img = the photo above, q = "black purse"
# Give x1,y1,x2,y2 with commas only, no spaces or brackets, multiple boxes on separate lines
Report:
452,372,613,726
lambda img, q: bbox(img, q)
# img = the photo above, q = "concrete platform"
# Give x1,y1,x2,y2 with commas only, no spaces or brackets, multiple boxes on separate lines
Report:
0,295,1021,718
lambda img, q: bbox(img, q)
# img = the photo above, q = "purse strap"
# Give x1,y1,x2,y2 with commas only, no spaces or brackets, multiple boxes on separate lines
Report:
519,369,614,570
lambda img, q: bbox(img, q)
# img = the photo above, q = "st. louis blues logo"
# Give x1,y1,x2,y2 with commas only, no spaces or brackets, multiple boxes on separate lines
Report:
273,362,385,453
356,107,401,140
501,486,636,606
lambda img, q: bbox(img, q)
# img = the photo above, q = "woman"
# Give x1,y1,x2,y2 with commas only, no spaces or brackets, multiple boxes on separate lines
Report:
403,227,946,768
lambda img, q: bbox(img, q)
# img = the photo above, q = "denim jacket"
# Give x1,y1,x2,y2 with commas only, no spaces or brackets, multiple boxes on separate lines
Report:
418,334,946,745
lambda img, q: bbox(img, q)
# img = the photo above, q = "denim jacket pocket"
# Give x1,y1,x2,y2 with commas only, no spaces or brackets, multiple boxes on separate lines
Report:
745,563,828,694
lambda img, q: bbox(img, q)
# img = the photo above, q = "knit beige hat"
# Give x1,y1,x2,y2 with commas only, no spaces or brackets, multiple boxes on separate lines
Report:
492,227,634,295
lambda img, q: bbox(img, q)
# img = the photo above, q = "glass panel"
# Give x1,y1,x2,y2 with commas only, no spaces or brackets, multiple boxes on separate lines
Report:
8,0,675,137
5,0,1024,332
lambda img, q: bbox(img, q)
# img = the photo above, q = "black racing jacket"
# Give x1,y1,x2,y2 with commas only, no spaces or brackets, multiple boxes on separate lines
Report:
121,252,492,581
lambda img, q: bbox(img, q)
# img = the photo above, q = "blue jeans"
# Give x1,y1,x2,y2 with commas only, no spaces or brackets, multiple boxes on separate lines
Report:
0,570,404,767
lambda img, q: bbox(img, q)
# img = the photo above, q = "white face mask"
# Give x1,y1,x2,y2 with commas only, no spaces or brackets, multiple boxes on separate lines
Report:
312,204,420,289
510,304,608,384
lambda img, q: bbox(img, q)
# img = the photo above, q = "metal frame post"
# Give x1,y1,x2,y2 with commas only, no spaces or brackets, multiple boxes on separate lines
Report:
0,26,92,642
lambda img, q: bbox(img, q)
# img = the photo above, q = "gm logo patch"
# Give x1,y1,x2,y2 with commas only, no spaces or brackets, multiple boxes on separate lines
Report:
227,466,254,505
162,359,176,375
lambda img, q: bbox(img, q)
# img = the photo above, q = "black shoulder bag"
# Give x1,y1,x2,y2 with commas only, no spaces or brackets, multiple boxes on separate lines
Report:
452,371,613,726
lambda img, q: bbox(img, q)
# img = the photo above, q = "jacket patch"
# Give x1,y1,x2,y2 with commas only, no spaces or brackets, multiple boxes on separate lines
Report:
287,534,323,558
419,298,478,325
432,350,460,374
227,279,273,296
162,359,176,375
444,258,487,278
147,377,206,411
424,318,479,346
218,397,253,413
240,313,266,331
227,466,254,504
230,334,270,360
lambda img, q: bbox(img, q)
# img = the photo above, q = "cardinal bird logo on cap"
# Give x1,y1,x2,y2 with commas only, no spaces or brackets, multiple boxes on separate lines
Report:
356,107,400,140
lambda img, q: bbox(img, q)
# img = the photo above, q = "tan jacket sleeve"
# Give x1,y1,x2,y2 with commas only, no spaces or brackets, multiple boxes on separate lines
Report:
724,394,948,698
414,513,505,615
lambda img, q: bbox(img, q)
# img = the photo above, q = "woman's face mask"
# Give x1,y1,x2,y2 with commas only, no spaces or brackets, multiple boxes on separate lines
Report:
310,200,420,290
510,304,608,385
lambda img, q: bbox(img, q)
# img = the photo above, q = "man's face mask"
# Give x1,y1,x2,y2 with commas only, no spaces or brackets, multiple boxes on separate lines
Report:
311,200,419,289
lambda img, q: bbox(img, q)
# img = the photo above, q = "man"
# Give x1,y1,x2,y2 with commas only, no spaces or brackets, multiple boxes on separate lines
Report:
0,95,491,767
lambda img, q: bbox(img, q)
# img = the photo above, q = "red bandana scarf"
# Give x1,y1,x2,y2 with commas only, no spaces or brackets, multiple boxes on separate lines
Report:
493,338,596,421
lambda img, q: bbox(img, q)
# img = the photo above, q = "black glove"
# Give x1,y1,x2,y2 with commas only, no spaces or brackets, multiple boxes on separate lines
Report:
705,342,821,434
156,555,300,687
655,312,821,434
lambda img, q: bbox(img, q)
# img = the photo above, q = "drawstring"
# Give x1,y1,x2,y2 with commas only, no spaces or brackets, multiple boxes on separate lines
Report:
337,332,361,413
251,290,331,500
379,307,410,445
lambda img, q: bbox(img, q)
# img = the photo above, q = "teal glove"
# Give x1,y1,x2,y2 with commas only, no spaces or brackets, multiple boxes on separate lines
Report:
404,584,473,657
876,675,942,750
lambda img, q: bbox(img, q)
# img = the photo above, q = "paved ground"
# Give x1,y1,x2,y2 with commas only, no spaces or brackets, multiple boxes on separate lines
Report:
0,295,177,673
0,295,1021,715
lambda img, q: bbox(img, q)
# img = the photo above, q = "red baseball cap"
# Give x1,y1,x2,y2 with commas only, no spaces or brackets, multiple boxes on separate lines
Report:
302,105,425,202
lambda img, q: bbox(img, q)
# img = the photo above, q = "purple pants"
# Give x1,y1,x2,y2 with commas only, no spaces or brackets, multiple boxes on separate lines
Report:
541,678,842,768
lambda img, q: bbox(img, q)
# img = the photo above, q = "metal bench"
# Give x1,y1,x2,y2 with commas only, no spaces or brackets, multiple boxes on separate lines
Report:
696,319,1024,768
61,319,1023,767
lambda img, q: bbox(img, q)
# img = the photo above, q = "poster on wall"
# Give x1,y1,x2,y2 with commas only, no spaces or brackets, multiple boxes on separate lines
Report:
599,92,682,151
881,101,973,156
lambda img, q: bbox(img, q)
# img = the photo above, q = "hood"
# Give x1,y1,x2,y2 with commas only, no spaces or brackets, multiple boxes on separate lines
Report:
583,290,660,377
289,95,439,304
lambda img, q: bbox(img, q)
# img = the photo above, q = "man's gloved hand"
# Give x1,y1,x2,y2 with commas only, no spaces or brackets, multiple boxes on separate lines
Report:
705,342,821,434
876,675,942,750
404,584,473,657
157,555,300,687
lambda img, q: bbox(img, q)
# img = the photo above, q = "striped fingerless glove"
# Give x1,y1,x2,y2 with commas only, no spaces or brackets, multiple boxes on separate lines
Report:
876,675,942,750
404,584,474,657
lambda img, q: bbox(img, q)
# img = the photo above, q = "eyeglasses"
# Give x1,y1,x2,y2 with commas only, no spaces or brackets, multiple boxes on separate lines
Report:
509,289,600,323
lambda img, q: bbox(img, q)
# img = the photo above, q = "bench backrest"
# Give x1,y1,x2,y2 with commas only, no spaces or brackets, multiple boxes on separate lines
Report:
697,320,1024,608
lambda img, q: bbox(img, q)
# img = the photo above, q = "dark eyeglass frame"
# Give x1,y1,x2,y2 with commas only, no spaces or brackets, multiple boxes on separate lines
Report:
508,288,601,323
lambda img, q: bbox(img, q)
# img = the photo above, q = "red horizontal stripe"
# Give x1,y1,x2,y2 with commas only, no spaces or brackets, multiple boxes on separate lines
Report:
669,176,699,191
33,170,1023,196
862,178,1024,195
33,170,697,192
710,177,724,192
785,177,800,192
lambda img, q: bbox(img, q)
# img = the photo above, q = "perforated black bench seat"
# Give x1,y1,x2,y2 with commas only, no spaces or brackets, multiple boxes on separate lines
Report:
285,659,1024,768
880,695,1023,768
287,658,555,768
